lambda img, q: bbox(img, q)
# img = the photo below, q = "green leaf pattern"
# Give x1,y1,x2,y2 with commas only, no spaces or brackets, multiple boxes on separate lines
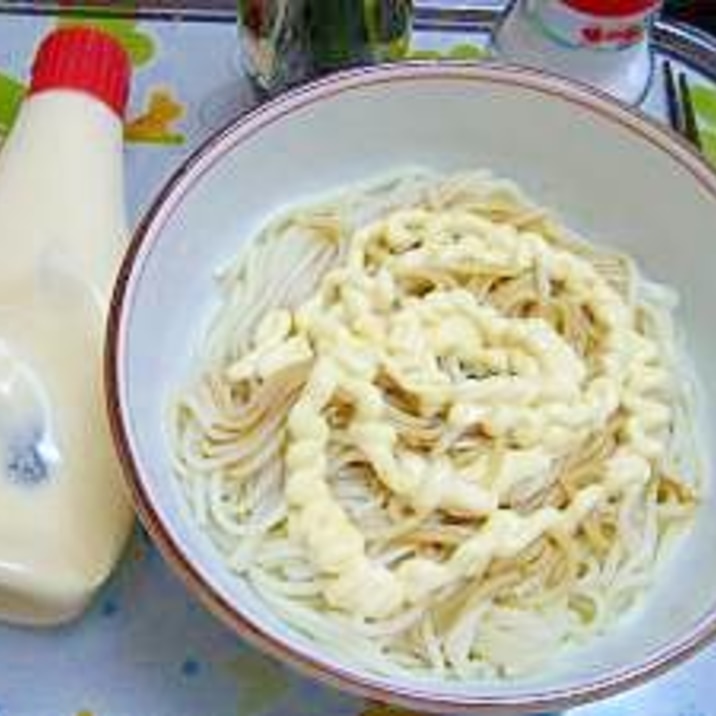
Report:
701,129,716,166
691,84,716,165
57,16,156,67
0,73,25,137
407,42,489,61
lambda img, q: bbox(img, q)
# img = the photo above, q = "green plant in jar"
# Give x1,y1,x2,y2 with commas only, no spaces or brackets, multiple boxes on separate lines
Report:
237,0,412,92
308,0,412,69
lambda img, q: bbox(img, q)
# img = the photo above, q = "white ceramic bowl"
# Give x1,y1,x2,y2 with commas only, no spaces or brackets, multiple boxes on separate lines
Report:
107,63,716,713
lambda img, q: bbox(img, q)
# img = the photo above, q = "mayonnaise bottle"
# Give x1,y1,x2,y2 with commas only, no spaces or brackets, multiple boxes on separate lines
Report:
0,28,134,625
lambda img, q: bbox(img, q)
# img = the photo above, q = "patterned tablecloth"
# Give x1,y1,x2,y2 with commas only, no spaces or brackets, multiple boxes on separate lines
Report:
0,5,715,716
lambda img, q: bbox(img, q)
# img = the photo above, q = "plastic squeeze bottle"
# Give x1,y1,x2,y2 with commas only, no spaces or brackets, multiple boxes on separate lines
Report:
0,27,134,625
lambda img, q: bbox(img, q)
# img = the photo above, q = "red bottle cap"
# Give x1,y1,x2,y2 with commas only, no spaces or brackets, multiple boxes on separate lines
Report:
562,0,660,16
29,27,131,119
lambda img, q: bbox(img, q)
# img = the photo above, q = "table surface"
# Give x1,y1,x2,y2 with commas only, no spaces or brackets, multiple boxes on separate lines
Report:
0,4,715,716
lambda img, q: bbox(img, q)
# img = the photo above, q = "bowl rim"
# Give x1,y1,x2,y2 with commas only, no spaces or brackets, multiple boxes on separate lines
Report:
106,61,716,713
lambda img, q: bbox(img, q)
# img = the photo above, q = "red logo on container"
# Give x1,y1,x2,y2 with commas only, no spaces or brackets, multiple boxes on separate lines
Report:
581,23,644,45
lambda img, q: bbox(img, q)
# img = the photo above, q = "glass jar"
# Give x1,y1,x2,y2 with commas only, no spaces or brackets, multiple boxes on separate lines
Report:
238,0,413,95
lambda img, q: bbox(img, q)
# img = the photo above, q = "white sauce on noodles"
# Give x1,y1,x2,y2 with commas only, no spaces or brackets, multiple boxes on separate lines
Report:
171,171,698,678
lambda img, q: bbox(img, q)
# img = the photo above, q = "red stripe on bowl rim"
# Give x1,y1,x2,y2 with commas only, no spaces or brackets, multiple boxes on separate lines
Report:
106,61,716,714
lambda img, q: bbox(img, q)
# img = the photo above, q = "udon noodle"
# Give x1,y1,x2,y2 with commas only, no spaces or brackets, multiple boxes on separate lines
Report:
170,171,698,678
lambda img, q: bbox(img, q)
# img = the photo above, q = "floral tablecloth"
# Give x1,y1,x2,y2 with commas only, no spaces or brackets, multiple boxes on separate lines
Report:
0,6,715,716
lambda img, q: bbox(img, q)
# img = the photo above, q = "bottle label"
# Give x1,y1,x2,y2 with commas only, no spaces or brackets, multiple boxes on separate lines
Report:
525,0,660,51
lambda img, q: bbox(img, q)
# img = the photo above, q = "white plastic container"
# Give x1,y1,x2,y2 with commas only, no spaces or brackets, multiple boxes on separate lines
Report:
0,27,134,625
494,0,662,104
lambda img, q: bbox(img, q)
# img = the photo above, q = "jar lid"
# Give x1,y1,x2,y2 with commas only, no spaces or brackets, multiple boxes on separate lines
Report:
562,0,660,16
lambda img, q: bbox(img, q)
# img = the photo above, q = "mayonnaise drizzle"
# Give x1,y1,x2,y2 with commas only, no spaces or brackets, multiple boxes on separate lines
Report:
228,207,671,618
